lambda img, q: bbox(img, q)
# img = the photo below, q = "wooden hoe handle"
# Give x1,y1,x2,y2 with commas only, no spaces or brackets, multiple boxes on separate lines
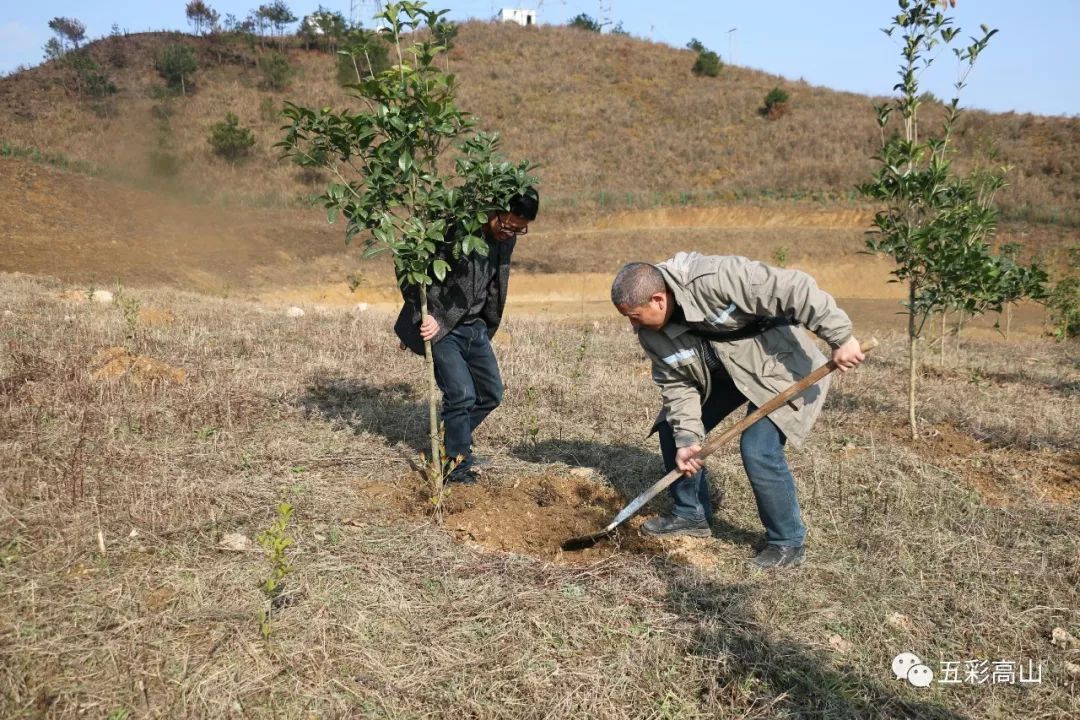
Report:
696,337,880,461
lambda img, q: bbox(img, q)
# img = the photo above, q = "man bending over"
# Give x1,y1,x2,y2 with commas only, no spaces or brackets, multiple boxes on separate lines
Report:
611,252,864,568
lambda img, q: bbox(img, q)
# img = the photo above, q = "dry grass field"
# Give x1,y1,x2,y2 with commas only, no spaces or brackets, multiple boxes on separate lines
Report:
1,274,1077,719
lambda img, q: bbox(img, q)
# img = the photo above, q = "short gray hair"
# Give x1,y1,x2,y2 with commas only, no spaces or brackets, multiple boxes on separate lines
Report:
611,263,666,307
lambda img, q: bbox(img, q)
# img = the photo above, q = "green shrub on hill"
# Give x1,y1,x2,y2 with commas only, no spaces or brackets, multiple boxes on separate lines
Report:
258,51,294,90
156,44,198,95
64,51,117,98
762,86,790,119
569,14,601,32
208,112,256,161
1048,246,1080,339
692,48,721,77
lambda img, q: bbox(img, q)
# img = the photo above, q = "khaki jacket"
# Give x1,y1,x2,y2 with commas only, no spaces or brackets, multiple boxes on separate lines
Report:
638,252,854,448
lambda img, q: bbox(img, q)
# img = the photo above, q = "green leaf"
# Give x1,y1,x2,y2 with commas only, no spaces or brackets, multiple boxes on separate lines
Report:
432,259,450,281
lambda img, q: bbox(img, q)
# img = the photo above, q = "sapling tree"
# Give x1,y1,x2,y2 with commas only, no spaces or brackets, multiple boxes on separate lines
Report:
859,0,1046,438
994,241,1041,341
278,1,537,505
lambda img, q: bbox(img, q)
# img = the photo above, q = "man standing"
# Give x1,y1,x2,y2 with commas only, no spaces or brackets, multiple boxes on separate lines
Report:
394,190,539,484
611,252,864,569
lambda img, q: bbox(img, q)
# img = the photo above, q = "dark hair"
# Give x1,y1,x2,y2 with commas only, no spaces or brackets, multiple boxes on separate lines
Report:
611,262,666,307
508,187,539,221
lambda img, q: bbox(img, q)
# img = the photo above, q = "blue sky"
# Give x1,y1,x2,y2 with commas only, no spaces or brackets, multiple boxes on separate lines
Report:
2,1,1076,117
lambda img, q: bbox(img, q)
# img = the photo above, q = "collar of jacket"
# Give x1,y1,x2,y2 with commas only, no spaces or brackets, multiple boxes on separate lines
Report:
661,321,691,341
655,253,712,328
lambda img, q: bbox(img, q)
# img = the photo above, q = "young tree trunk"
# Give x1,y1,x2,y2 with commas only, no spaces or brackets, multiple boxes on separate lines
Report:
939,311,947,366
908,283,918,440
1005,304,1012,341
418,284,444,507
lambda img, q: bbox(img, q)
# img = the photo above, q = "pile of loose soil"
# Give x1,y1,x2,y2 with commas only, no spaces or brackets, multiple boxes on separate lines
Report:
89,347,186,385
357,473,724,565
879,421,1079,506
136,307,176,327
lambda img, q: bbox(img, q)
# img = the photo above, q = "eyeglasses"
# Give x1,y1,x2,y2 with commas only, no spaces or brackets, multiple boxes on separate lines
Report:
496,215,528,236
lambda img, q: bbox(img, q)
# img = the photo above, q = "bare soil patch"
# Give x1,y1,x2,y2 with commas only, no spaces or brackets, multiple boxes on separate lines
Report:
880,420,1079,506
358,472,728,567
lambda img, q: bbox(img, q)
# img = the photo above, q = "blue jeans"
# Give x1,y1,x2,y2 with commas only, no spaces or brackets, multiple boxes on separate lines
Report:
430,319,503,478
657,372,807,547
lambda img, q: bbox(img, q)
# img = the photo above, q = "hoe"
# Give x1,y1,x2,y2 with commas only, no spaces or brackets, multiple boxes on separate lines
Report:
561,338,879,552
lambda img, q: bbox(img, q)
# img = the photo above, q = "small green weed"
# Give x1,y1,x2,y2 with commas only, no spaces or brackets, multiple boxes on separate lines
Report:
256,500,294,640
772,245,790,267
193,425,218,440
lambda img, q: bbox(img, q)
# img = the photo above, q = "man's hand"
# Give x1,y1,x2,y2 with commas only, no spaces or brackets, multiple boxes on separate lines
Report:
831,336,865,372
419,315,441,342
675,445,703,476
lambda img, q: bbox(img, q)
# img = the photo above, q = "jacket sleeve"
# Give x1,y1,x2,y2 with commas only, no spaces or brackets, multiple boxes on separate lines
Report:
651,360,706,448
398,270,453,332
726,261,854,349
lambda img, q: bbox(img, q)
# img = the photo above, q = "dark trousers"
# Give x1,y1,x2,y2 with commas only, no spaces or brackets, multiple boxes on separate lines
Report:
656,372,807,547
430,319,503,478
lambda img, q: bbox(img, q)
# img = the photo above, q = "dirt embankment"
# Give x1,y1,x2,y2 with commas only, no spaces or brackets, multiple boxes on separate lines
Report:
0,157,347,292
1,156,1056,337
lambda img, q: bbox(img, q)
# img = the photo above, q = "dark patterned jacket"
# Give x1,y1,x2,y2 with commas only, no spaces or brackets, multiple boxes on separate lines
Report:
393,232,517,355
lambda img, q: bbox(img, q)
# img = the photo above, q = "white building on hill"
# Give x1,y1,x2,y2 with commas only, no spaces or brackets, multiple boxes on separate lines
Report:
497,8,537,26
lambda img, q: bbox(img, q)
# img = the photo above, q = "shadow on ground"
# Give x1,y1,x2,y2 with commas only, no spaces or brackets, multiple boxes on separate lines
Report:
298,377,429,454
511,437,660,495
667,576,967,719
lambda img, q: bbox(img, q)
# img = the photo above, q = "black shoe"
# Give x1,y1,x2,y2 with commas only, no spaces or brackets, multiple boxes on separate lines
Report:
641,514,712,538
749,544,805,569
445,469,479,485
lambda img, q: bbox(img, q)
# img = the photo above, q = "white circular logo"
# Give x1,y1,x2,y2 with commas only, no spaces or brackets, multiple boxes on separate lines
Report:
892,652,922,681
907,663,934,687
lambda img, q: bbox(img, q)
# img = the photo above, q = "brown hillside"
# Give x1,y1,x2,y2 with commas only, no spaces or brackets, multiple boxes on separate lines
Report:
0,155,348,292
1,23,1078,220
